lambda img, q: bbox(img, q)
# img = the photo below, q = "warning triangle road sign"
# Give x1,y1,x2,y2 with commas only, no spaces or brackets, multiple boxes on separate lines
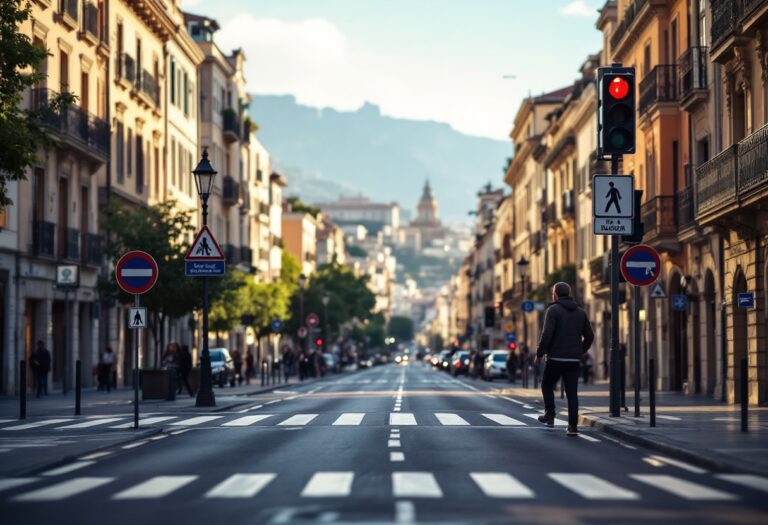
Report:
650,282,666,299
185,225,225,261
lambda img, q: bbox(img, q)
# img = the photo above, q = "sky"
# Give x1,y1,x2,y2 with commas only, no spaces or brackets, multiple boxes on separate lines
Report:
181,0,604,140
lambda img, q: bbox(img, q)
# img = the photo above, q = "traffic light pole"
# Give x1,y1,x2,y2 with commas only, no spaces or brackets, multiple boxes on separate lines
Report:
609,153,621,417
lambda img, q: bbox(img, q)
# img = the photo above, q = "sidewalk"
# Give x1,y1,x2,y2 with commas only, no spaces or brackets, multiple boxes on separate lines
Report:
496,381,768,475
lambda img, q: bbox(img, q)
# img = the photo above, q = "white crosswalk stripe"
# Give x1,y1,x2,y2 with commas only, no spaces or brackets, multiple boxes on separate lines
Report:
113,476,198,499
42,461,96,477
389,413,417,425
169,416,223,426
716,474,768,493
630,474,737,500
0,478,37,492
392,472,442,498
481,414,525,426
435,413,470,426
222,415,272,427
110,416,177,429
549,474,639,500
278,414,318,426
13,477,114,501
332,413,365,426
470,473,534,498
2,419,73,431
301,472,354,497
205,474,276,498
57,418,126,430
523,413,568,426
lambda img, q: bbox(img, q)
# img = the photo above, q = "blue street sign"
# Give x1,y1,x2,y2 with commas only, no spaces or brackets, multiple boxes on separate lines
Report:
271,319,284,332
185,260,225,277
671,295,689,311
521,300,535,313
738,292,755,309
505,332,517,343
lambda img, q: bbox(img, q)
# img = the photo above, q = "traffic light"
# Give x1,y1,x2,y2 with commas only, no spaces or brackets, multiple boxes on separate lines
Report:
484,306,495,327
495,302,503,319
598,66,636,156
315,338,323,348
621,189,645,244
507,342,517,351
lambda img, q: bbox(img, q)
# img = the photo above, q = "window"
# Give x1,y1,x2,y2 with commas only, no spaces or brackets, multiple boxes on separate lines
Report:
183,72,189,116
127,127,133,178
80,71,89,111
698,0,708,46
116,122,124,183
136,135,144,194
188,152,193,197
60,51,69,92
171,138,176,187
154,146,160,198
670,19,678,64
170,58,175,105
643,43,651,76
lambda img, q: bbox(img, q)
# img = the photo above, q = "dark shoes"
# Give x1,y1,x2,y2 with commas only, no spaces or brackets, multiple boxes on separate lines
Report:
537,415,555,427
566,425,578,436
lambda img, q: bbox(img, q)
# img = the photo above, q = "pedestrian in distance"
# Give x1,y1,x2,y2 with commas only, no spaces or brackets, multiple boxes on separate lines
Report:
506,349,517,383
232,349,243,386
535,282,594,436
582,351,594,384
100,347,115,393
31,340,51,397
176,345,194,397
245,350,254,385
162,342,179,369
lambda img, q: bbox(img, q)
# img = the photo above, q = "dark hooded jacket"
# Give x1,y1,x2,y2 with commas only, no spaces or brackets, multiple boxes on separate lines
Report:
536,296,594,361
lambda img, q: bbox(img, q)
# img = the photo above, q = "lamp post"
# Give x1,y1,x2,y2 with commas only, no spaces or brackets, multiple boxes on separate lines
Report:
517,256,529,387
322,291,330,354
193,149,217,407
298,273,307,353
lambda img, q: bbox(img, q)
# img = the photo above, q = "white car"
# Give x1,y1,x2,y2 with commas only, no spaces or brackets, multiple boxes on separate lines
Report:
483,350,509,380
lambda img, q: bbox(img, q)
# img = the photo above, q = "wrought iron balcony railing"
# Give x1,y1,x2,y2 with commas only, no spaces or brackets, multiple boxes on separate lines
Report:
85,233,102,266
679,46,708,99
222,176,240,206
639,65,678,115
696,145,738,217
677,186,696,230
32,220,55,257
65,227,80,261
711,0,743,51
640,196,678,241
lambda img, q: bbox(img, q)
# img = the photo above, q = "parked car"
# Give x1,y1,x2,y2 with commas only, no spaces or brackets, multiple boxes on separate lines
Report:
451,351,471,376
323,353,340,374
483,350,509,381
436,350,452,371
207,348,235,388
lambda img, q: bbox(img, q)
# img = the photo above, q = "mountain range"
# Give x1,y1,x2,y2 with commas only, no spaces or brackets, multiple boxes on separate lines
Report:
247,95,511,221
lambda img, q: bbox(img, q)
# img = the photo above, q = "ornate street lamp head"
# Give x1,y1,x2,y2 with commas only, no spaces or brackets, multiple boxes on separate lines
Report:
298,273,307,290
322,291,330,305
516,255,529,278
193,148,218,198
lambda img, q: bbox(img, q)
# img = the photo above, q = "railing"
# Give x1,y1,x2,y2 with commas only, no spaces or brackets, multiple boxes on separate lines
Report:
679,46,708,99
85,233,101,266
65,228,80,260
711,0,743,51
224,244,240,265
561,189,575,217
641,196,678,240
589,255,607,285
61,0,79,23
610,0,649,51
32,220,55,257
222,176,239,206
530,232,542,253
744,0,767,19
222,110,241,140
677,186,696,229
138,69,159,105
544,202,556,224
31,88,109,157
119,53,136,83
696,145,738,216
82,2,98,37
639,65,678,115
239,247,252,265
737,122,768,194
239,185,250,211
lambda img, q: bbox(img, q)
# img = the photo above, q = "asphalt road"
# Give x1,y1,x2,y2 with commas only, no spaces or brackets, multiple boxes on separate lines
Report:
1,362,767,525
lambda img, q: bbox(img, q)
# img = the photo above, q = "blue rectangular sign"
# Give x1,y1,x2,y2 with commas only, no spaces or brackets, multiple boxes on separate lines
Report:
738,292,755,309
185,260,225,277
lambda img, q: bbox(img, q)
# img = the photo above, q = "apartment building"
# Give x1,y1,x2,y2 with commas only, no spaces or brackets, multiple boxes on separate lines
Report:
282,211,318,277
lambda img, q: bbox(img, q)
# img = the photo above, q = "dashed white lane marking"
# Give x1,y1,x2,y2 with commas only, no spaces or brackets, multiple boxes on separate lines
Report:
332,413,366,426
716,474,768,493
388,440,401,448
389,413,417,426
578,433,600,443
390,452,405,462
57,418,125,429
247,405,264,411
0,478,37,492
42,461,96,477
111,416,177,429
549,474,639,500
205,474,276,498
0,419,14,424
470,473,535,498
647,455,706,474
392,472,442,498
170,429,191,435
630,474,737,500
655,415,682,421
79,452,112,461
643,457,666,468
2,419,72,431
13,477,114,501
482,414,525,426
523,413,567,426
264,400,281,405
395,500,416,523
113,475,198,500
286,396,299,400
122,441,148,449
501,396,525,405
170,416,224,426
434,413,470,426
278,414,318,426
393,407,402,412
222,415,272,427
300,472,354,497
523,405,535,409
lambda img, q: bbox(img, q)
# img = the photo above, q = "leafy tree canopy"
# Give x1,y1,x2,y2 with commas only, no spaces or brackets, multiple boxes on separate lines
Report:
286,196,321,219
388,316,414,342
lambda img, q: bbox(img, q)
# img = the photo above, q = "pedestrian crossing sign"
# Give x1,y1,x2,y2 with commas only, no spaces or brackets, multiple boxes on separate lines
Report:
129,307,147,329
185,225,225,261
650,282,666,299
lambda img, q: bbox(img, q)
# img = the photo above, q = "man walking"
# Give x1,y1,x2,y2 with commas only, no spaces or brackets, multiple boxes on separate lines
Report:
534,282,594,436
32,340,51,397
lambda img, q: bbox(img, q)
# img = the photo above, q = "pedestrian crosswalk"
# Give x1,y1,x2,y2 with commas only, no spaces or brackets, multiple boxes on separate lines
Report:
0,412,571,431
1,471,764,503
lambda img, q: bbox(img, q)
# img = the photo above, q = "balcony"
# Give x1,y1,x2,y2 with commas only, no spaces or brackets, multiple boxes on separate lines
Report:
560,190,575,218
239,247,253,266
639,65,678,116
85,233,102,266
239,185,251,213
544,202,557,225
137,69,159,106
711,0,743,57
224,244,241,265
530,232,543,253
679,47,709,110
118,53,136,84
640,196,679,251
696,145,738,222
64,228,80,261
589,254,610,294
677,186,696,233
32,221,55,257
31,88,109,162
222,109,241,143
222,176,240,206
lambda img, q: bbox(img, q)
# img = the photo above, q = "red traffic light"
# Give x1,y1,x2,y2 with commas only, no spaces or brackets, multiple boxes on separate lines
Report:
608,76,630,100
508,342,517,350
315,338,323,346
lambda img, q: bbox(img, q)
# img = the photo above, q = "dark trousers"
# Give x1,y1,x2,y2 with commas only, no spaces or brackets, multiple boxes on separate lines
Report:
35,371,48,397
177,370,193,396
541,360,581,427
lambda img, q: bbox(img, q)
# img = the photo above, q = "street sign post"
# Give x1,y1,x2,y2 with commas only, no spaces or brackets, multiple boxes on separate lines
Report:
306,313,320,328
620,245,661,287
671,295,689,311
521,300,535,313
505,332,517,343
593,175,635,235
650,282,666,299
56,264,80,394
271,319,284,332
185,225,226,277
738,292,755,309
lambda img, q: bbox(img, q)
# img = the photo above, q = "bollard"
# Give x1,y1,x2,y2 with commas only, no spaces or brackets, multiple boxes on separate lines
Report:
560,380,565,399
75,360,82,416
261,361,266,386
649,358,656,428
19,360,26,419
741,357,748,433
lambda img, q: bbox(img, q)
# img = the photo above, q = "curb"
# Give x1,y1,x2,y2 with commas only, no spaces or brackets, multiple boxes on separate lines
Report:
579,413,768,476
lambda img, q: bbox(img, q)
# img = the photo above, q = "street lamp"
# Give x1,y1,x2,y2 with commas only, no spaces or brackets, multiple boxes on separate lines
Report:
193,149,217,407
322,291,330,354
298,273,307,353
517,256,530,387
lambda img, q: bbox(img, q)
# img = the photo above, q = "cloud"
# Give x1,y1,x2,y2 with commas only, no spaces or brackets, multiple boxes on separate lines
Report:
560,1,596,17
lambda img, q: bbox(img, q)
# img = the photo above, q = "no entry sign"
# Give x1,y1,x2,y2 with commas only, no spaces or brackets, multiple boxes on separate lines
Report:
115,250,159,295
620,245,661,287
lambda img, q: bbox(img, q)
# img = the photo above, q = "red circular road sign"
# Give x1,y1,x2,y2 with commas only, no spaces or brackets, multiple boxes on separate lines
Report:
306,313,320,328
297,326,308,338
620,244,661,287
115,250,159,295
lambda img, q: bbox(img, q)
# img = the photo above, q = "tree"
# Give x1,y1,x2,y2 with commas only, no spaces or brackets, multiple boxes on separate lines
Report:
209,270,251,343
388,316,414,342
286,196,321,218
0,1,74,208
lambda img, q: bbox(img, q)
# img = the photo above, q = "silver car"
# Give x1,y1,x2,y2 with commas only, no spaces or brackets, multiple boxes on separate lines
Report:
483,350,508,380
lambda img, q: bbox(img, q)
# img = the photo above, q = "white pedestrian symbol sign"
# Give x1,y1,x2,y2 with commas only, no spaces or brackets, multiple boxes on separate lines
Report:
129,307,147,329
593,175,634,218
196,238,212,256
605,182,622,214
185,225,224,260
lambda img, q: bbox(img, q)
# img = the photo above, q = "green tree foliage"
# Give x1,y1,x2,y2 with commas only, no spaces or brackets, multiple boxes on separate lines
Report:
529,264,577,303
387,316,414,342
0,1,75,208
280,250,301,293
286,196,321,218
209,270,251,337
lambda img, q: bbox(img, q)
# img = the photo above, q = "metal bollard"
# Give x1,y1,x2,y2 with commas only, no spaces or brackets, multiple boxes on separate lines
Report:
649,358,656,428
261,361,266,386
75,360,82,416
19,360,26,419
741,357,748,433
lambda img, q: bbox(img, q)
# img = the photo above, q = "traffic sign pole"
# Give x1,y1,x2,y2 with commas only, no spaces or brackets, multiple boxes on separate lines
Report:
633,285,641,418
610,153,621,417
133,294,140,429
